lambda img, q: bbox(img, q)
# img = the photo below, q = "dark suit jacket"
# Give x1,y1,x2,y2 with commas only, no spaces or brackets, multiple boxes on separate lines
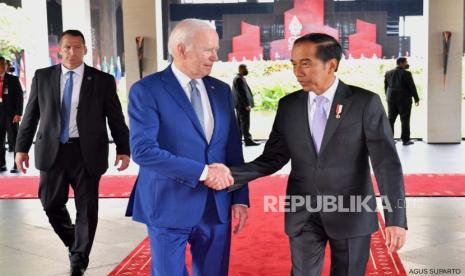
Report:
1,73,23,117
16,64,130,175
232,74,254,110
231,81,407,239
384,67,419,104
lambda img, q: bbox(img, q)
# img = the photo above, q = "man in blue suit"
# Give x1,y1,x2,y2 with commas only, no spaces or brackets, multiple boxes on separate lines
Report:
126,19,249,276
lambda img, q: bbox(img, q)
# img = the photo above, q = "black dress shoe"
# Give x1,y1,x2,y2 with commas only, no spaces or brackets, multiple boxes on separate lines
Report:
402,140,414,146
0,166,7,172
70,266,86,276
10,168,19,173
244,140,260,146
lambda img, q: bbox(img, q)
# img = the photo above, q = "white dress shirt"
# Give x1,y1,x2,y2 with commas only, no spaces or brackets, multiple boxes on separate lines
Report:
60,63,85,138
307,77,339,134
171,63,215,180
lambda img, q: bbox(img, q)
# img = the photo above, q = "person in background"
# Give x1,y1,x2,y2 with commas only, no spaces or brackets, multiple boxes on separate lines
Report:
0,56,23,173
384,57,420,145
232,64,260,146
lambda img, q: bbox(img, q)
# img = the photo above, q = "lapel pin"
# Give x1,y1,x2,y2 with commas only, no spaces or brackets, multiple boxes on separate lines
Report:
211,85,215,89
335,104,343,119
87,76,92,80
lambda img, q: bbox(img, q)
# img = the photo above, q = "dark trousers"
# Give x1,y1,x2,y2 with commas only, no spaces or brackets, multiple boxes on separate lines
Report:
147,190,231,276
7,120,19,152
0,107,8,167
387,99,412,142
0,110,7,167
38,140,101,269
289,213,371,276
236,109,252,141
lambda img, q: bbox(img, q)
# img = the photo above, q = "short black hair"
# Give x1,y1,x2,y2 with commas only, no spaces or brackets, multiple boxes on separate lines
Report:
59,29,86,45
396,57,407,65
0,56,5,62
293,33,342,71
238,64,247,70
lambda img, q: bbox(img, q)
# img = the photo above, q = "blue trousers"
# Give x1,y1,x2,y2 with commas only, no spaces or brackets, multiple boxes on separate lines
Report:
147,190,231,276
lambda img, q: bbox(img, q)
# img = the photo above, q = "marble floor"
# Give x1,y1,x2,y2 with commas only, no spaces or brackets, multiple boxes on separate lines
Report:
1,141,465,275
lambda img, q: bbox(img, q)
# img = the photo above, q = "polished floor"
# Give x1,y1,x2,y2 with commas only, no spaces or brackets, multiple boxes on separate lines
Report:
1,141,465,275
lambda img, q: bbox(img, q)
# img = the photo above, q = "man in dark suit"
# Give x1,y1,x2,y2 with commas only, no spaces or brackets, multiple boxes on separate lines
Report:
232,64,259,146
225,33,407,276
384,57,419,145
126,19,249,276
0,56,23,173
15,30,130,276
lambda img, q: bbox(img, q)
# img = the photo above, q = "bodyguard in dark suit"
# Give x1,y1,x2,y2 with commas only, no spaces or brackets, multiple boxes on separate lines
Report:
0,56,23,173
228,34,407,276
232,64,259,146
15,30,130,276
384,57,419,145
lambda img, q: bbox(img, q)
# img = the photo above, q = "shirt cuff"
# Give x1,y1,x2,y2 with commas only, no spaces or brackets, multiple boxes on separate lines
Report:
233,204,249,208
199,165,208,181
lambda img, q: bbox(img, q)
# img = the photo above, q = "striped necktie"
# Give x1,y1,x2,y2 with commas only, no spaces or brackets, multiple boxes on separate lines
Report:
189,79,205,133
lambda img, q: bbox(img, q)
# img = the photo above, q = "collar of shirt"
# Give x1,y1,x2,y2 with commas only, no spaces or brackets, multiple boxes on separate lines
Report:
308,77,339,119
61,63,85,77
170,63,214,143
171,63,204,99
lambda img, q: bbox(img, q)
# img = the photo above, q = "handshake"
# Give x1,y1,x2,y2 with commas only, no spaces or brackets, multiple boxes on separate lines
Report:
204,163,234,190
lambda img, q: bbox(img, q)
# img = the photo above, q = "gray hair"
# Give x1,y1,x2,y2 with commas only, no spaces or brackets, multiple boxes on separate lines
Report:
167,18,215,56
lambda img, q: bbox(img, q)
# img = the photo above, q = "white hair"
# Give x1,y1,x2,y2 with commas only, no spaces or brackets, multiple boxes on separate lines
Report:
167,18,216,56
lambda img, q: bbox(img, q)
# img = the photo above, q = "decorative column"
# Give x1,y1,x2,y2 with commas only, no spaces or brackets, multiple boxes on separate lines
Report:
22,0,49,96
425,0,463,143
61,0,93,65
122,0,158,93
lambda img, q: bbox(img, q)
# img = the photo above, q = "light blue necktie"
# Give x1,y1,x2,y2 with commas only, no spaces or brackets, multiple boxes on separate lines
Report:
189,80,205,132
60,71,74,143
311,95,328,153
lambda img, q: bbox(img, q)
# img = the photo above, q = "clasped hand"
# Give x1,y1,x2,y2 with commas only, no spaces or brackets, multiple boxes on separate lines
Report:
204,163,234,190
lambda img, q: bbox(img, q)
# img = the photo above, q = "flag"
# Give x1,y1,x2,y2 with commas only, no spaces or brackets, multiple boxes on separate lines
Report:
96,56,101,71
115,56,122,81
102,56,108,73
109,56,115,77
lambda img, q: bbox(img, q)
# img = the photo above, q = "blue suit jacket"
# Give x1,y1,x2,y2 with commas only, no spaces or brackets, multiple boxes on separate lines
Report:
126,65,249,228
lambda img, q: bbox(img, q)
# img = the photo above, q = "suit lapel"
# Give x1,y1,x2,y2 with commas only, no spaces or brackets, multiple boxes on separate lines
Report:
51,65,62,111
78,65,92,105
162,66,206,141
203,77,220,144
319,81,354,154
2,74,8,92
299,91,318,161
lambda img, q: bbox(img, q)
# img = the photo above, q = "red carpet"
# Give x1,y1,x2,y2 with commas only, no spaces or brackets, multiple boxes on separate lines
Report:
1,174,465,199
109,176,406,275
